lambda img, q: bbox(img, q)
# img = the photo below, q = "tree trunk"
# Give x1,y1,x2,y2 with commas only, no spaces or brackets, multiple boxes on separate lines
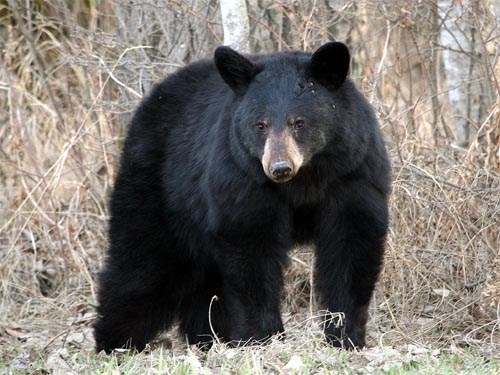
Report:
219,0,251,53
438,0,493,148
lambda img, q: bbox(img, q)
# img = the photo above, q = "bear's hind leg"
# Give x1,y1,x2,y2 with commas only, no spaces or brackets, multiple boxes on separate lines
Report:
94,301,175,353
94,266,177,353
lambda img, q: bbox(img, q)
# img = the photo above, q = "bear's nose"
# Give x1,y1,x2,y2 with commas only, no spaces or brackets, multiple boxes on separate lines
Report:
269,161,293,180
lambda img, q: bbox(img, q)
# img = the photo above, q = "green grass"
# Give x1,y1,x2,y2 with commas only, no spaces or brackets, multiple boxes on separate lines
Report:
4,342,499,375
383,351,500,375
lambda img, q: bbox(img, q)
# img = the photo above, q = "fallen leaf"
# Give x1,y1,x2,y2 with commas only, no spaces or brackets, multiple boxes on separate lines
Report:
433,288,450,297
5,327,24,338
283,355,304,374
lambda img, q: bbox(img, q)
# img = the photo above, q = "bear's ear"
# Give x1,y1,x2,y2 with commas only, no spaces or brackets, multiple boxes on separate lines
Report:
310,42,350,89
214,46,260,95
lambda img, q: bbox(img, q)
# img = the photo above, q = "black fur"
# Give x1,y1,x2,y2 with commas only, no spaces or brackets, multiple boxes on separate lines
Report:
93,42,391,352
214,46,261,95
310,41,350,88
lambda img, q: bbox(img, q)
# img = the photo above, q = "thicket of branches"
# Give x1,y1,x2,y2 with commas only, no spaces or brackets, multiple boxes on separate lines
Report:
0,0,498,359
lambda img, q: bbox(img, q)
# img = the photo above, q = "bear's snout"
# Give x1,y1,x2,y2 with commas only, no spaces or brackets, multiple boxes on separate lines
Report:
261,128,304,183
269,161,293,182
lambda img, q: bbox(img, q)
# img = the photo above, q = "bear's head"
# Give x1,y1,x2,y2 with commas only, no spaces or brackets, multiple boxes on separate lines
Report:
215,42,351,183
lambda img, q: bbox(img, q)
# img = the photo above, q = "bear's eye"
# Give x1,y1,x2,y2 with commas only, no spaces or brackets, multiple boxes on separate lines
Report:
256,121,268,132
294,119,305,130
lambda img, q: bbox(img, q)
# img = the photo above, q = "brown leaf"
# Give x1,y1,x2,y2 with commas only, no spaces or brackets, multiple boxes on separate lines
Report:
5,327,24,338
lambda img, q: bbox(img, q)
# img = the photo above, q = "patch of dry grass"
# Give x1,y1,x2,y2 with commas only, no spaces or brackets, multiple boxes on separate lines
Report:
0,0,499,372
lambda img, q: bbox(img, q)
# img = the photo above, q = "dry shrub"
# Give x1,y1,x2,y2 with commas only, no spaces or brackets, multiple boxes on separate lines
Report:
0,0,498,361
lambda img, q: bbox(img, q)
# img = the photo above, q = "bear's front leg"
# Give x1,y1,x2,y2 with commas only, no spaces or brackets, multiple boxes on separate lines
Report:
215,238,288,345
314,185,389,349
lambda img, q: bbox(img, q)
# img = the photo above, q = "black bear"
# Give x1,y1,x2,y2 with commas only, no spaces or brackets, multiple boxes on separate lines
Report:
94,42,390,353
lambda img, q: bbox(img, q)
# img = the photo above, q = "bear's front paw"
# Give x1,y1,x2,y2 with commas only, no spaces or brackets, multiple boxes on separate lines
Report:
229,317,285,346
324,326,365,350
